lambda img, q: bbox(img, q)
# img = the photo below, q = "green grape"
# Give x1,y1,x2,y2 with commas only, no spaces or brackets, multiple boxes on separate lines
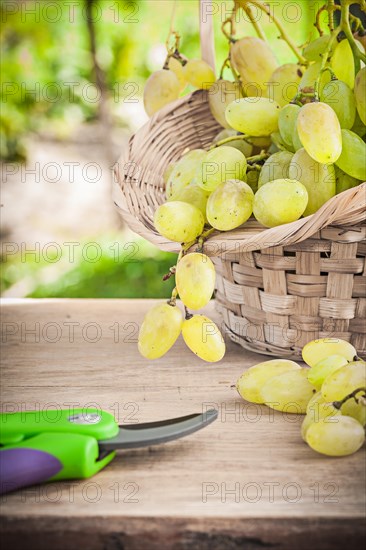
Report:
183,59,216,90
236,359,301,404
341,398,366,426
301,402,341,441
303,35,333,62
154,201,204,243
305,415,365,456
296,102,342,164
307,355,349,390
213,129,253,158
258,151,293,187
266,63,302,107
351,110,366,137
206,179,254,231
331,38,365,90
196,146,247,192
171,182,210,221
245,169,260,193
163,162,176,186
253,178,308,228
306,390,325,414
270,132,288,152
182,314,225,362
302,338,357,367
289,148,335,216
278,104,301,151
335,129,366,181
335,166,361,195
260,368,317,413
320,80,356,129
175,253,216,310
166,149,207,199
143,69,180,117
355,67,366,125
250,136,272,149
209,79,243,128
321,361,366,402
278,103,302,151
226,97,281,136
292,123,303,152
138,303,183,359
230,37,278,94
299,61,331,95
168,57,186,91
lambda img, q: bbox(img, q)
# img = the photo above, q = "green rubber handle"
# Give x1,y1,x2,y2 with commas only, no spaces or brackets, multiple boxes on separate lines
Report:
0,408,119,445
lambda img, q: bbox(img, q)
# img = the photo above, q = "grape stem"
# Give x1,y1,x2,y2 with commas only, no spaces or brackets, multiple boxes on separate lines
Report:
332,387,366,410
247,151,270,164
168,287,178,306
314,25,341,100
243,3,267,41
236,0,307,64
209,134,256,149
184,306,193,320
328,0,335,32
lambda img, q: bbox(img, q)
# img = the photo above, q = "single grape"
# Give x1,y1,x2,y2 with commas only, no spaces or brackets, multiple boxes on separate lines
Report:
253,178,308,227
354,67,366,125
258,151,293,187
298,61,331,95
305,415,365,456
303,35,334,62
168,57,186,91
182,314,225,362
138,303,183,359
306,391,325,414
321,361,366,402
301,402,341,441
307,354,349,390
236,359,301,404
288,148,336,216
166,149,207,199
206,179,254,231
278,103,301,151
270,132,288,152
335,166,361,195
351,110,366,137
245,169,260,193
171,182,210,221
143,69,180,116
302,338,357,367
212,129,253,158
250,136,272,149
341,397,366,426
154,201,204,243
266,63,302,107
226,97,281,136
196,146,247,193
175,253,216,310
320,80,356,129
183,59,216,90
230,37,278,94
331,38,365,90
296,102,342,164
260,368,317,414
292,123,303,152
209,79,243,128
335,129,366,181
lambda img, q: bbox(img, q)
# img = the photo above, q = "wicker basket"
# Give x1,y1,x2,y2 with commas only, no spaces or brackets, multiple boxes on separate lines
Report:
113,2,366,359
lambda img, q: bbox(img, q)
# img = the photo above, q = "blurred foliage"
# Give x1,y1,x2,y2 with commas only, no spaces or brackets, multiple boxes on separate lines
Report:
1,235,177,298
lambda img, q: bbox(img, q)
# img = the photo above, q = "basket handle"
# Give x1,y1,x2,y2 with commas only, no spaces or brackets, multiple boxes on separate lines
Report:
199,0,216,72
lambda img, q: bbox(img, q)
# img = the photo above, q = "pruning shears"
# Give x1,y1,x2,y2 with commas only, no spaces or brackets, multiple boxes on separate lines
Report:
0,408,217,494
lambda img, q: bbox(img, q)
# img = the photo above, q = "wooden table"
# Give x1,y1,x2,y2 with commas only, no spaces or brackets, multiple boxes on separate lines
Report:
1,299,365,550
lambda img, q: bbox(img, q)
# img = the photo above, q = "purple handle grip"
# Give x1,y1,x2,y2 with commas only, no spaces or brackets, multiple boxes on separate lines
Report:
0,448,62,494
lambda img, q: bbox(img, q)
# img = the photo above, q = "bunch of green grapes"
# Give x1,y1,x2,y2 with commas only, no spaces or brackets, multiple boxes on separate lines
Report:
236,338,365,457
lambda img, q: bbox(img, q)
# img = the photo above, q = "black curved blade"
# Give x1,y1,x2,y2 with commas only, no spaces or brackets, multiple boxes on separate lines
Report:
98,409,218,451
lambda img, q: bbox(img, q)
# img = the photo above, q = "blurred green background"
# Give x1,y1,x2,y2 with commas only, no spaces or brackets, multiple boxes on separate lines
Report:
1,0,316,298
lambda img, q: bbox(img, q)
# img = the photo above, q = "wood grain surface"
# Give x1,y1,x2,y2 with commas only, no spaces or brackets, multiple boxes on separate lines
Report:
0,299,365,550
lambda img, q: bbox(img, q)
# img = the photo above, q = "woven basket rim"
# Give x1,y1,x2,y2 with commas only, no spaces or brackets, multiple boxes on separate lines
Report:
114,89,366,257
